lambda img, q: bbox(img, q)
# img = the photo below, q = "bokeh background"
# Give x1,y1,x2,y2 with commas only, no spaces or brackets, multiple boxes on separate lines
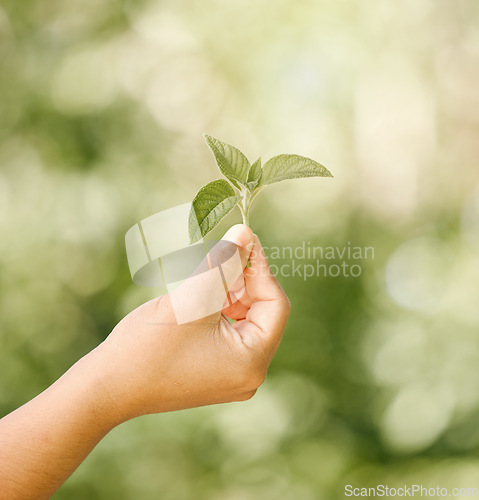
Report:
1,0,479,498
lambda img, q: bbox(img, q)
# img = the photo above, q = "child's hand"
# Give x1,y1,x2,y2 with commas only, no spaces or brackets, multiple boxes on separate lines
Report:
100,225,291,420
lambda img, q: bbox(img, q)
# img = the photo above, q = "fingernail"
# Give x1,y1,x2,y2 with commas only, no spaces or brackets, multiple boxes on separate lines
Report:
223,224,253,248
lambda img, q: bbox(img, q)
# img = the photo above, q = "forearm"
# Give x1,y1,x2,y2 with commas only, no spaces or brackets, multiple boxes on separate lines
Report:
0,229,287,498
0,346,121,499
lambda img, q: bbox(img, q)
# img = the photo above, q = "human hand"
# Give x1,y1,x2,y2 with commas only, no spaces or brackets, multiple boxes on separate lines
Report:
98,225,291,422
0,225,290,498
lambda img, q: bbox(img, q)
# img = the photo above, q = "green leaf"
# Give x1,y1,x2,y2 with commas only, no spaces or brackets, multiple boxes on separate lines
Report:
189,179,242,244
204,134,251,188
259,154,333,186
246,157,262,191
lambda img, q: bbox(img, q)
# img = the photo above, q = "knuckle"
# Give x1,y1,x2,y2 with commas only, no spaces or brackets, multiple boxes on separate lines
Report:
235,389,257,402
251,364,267,388
151,294,167,317
237,360,267,391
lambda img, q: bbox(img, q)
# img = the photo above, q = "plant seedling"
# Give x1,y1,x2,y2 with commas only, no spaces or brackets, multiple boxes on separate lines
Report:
188,134,333,244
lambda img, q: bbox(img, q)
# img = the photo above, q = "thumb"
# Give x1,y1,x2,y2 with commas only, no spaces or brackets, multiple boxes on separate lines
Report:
168,225,253,325
210,224,254,269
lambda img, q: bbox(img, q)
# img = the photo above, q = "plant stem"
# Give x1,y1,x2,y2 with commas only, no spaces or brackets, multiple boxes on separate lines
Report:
238,186,264,226
238,199,249,226
239,190,250,226
242,207,250,226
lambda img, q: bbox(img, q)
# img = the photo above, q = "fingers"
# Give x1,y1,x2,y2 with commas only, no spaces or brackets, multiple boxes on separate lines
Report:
238,235,290,351
168,225,253,324
221,292,250,320
216,224,254,277
222,224,254,254
245,235,287,302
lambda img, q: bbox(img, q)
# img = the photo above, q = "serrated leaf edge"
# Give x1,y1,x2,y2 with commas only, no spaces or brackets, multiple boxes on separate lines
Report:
260,154,333,186
204,134,251,188
189,179,242,243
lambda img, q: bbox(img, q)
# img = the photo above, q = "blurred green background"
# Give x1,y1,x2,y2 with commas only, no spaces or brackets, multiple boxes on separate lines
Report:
1,0,479,498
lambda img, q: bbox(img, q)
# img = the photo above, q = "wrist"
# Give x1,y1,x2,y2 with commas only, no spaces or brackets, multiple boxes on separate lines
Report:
68,345,133,430
84,331,168,422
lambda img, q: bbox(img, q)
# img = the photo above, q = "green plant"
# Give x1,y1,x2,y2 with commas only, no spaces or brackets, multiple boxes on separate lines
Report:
188,134,333,244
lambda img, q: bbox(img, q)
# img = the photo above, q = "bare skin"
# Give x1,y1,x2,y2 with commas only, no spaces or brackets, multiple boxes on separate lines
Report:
0,225,290,499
